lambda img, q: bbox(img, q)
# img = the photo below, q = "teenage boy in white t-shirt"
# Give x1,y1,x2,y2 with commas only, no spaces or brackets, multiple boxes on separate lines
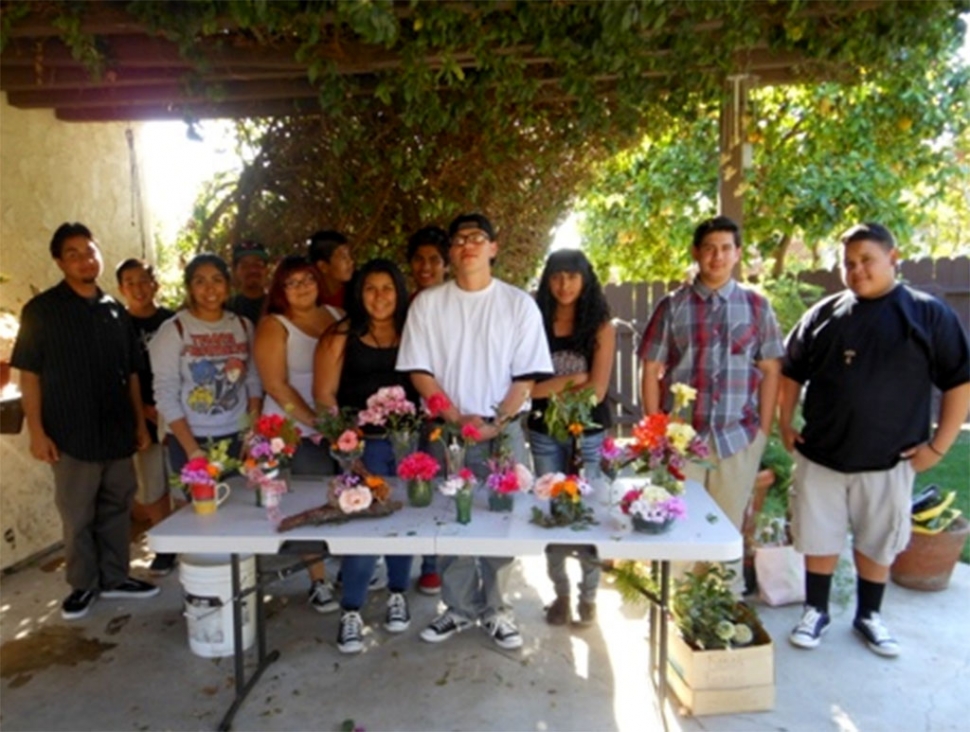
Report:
397,213,553,649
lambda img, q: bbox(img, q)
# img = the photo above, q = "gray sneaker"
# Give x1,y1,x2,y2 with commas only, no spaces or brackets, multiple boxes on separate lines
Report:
308,580,339,614
383,592,411,633
853,613,900,657
789,605,830,649
337,610,365,654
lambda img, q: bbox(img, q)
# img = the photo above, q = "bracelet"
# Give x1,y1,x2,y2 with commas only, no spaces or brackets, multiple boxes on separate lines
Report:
927,442,946,457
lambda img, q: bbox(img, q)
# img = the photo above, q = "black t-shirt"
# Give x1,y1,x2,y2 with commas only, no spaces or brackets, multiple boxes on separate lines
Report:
783,285,969,472
226,293,265,325
528,333,611,437
10,282,143,461
131,306,175,443
337,334,419,435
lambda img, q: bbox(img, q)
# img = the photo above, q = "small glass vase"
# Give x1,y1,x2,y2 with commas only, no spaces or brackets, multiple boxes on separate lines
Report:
444,441,466,477
390,430,418,465
455,491,473,524
488,492,514,512
253,464,280,507
631,516,674,534
407,478,433,507
330,447,362,476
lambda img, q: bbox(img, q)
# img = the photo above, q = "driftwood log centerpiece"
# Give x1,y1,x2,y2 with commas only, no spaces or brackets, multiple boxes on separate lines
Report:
277,463,401,533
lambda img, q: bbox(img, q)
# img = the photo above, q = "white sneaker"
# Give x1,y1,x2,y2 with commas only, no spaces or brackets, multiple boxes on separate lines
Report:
420,610,473,643
789,605,830,649
482,613,523,650
337,610,364,654
853,613,900,657
384,592,411,633
308,580,339,614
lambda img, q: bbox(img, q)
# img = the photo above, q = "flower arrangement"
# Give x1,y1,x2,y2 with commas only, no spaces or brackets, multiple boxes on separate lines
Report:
243,414,301,474
600,383,710,493
484,445,533,511
425,392,484,476
175,438,237,491
327,470,392,515
439,467,477,524
396,450,441,507
671,564,758,650
541,384,600,443
316,405,365,472
358,385,422,459
531,471,597,528
619,481,687,533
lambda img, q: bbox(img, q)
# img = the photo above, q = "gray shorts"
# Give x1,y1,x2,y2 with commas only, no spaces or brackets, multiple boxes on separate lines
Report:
791,455,914,566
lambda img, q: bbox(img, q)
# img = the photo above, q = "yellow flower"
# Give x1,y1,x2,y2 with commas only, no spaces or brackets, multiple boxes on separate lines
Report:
666,422,696,453
670,383,697,413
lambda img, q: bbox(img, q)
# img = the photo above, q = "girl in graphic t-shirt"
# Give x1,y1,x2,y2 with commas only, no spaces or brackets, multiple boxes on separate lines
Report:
528,249,616,628
149,253,262,490
313,258,418,655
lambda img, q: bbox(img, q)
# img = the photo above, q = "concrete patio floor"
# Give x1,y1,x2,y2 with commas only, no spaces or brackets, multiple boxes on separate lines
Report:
1,532,968,732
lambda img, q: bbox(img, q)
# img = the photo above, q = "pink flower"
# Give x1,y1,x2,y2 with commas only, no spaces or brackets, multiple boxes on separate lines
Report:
513,463,533,491
397,451,441,481
336,429,360,452
458,467,475,482
338,486,373,514
460,423,482,443
270,437,286,454
426,392,451,419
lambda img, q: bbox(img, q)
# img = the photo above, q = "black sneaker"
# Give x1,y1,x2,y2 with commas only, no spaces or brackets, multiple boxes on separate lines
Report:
853,613,900,657
482,613,523,650
100,577,160,599
337,610,365,654
419,610,473,643
789,605,830,649
149,553,177,577
308,580,339,614
384,592,411,633
61,589,97,620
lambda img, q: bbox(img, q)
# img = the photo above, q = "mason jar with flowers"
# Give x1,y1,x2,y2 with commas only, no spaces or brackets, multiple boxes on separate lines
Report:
396,451,441,507
242,413,301,507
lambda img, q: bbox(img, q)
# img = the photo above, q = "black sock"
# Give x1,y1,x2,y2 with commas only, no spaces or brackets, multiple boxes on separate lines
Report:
805,571,832,614
855,577,886,620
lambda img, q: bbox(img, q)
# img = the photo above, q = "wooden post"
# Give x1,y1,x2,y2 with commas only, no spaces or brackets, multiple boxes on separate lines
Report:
718,76,748,229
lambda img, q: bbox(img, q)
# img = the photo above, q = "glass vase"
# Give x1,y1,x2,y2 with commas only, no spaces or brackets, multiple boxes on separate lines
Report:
488,492,514,512
407,478,433,507
330,447,362,476
455,491,473,524
444,441,466,477
632,516,674,534
390,430,417,465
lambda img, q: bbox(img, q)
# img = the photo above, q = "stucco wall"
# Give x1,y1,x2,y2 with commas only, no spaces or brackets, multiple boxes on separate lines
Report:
1,94,152,570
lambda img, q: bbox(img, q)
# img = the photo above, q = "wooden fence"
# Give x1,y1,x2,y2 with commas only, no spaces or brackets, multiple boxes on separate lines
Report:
603,256,970,431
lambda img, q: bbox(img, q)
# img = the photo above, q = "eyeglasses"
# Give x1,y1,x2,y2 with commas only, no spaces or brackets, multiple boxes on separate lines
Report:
284,275,316,290
450,230,491,247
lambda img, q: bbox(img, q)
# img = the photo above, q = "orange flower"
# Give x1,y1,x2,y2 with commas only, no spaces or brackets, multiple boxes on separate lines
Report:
568,422,584,437
551,478,580,502
206,463,220,478
632,413,669,451
429,427,442,443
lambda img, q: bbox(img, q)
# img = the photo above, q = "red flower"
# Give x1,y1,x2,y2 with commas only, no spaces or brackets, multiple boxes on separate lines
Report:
667,464,685,481
426,392,451,419
460,423,482,442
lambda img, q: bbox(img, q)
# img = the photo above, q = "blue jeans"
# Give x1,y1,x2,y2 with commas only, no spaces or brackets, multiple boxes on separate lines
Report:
340,437,413,611
530,429,604,603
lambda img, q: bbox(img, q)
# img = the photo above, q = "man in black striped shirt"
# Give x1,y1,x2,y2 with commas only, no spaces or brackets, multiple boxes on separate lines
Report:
11,223,160,620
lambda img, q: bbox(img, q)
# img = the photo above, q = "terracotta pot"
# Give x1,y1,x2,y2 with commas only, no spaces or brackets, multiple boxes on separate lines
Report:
890,516,969,591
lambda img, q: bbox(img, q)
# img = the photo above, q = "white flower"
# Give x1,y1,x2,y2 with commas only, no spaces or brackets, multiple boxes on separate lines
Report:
338,486,373,514
533,472,565,501
439,477,464,497
270,437,286,454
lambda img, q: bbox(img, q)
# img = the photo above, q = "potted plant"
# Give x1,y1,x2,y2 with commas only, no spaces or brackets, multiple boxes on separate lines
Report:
611,562,775,716
890,485,969,591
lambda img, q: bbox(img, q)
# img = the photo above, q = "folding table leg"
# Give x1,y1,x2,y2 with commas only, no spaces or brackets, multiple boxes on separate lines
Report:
217,554,280,731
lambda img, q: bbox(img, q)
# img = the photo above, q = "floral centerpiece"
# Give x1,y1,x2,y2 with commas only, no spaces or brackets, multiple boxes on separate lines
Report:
601,383,710,494
358,385,422,462
541,384,600,474
174,439,238,514
425,392,483,476
396,451,441,507
484,442,533,512
316,405,365,474
439,467,477,524
327,472,392,515
242,413,301,508
619,482,687,534
530,471,597,529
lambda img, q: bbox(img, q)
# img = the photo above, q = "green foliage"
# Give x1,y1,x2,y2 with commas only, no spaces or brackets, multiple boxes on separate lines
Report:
542,385,600,443
915,429,970,562
671,564,758,650
754,272,824,336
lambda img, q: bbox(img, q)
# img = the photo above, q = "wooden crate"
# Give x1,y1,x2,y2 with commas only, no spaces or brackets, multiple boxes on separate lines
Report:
666,619,775,716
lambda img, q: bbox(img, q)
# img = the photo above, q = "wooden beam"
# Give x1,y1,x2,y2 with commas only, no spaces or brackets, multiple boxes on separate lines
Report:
54,97,328,122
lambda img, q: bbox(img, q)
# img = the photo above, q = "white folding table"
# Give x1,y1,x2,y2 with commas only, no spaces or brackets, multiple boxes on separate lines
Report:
149,477,741,730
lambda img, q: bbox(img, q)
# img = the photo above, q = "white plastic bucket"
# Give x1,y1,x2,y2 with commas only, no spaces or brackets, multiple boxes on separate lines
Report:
179,554,256,658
